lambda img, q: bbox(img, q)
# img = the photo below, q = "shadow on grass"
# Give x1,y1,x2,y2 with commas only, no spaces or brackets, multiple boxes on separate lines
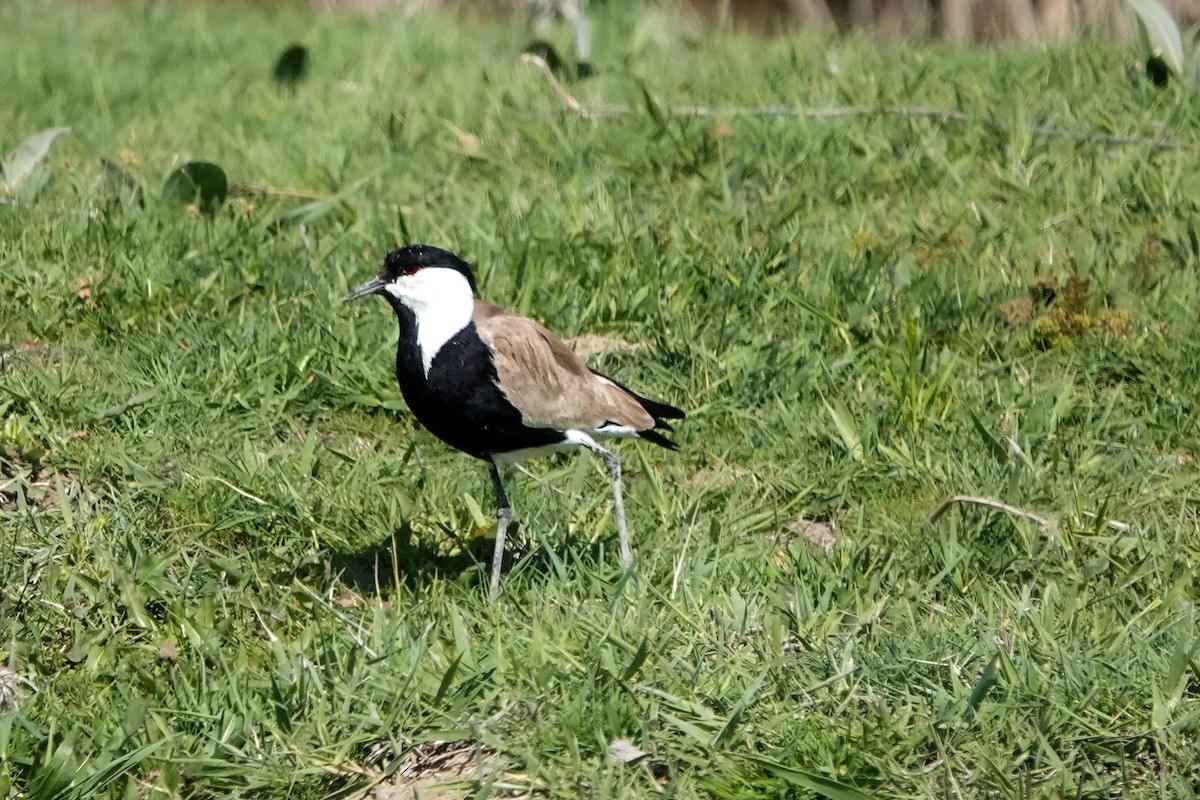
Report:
298,521,619,598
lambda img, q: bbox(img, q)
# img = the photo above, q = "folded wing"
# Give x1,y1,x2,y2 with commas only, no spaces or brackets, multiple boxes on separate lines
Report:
473,301,680,442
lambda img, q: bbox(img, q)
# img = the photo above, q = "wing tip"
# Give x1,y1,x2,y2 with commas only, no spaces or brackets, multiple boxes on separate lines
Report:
633,393,686,425
638,427,680,451
654,402,685,420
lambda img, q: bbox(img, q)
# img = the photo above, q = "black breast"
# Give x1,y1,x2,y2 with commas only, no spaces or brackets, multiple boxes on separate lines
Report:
393,316,564,460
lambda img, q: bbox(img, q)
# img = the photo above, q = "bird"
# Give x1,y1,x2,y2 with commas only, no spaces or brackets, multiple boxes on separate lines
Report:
345,244,684,598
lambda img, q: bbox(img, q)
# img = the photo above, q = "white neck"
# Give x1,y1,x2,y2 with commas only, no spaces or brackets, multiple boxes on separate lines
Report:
385,268,475,376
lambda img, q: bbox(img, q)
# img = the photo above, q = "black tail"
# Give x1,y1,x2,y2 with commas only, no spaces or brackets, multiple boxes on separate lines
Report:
638,427,680,451
635,393,685,425
592,369,685,450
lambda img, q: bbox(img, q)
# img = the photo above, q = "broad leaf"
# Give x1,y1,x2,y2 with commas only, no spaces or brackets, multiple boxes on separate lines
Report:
823,398,864,462
1145,55,1171,86
162,161,228,214
3,126,70,187
523,40,566,77
964,655,1001,719
273,44,309,87
1125,0,1185,76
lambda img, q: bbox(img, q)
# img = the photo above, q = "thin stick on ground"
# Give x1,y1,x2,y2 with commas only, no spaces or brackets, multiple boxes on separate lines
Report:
520,53,1190,151
1082,510,1132,533
187,473,269,506
512,463,582,499
928,494,1051,527
233,182,333,200
928,494,1130,533
295,581,379,659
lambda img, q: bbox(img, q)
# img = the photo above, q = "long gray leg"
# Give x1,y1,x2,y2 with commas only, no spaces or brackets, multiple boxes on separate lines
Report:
487,460,512,601
582,442,631,569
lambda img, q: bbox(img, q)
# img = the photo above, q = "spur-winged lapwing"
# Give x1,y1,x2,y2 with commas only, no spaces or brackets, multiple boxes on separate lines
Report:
345,244,684,598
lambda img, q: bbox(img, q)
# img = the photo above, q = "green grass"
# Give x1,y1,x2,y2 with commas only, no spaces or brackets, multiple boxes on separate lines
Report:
3,1,1200,797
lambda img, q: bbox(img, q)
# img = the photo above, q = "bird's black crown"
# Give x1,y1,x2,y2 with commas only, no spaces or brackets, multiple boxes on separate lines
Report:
382,244,477,292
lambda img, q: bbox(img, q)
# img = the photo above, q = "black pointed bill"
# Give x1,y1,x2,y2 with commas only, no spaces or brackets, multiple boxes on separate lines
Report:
344,276,385,302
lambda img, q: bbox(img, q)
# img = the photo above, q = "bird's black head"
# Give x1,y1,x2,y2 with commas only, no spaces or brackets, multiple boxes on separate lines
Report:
344,244,478,303
381,245,477,292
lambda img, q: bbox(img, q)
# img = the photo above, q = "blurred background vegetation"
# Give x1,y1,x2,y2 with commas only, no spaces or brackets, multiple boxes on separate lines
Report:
251,0,1200,45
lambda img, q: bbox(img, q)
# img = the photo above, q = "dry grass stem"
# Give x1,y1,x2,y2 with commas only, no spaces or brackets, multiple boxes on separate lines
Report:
929,494,1052,527
188,473,270,505
521,53,1191,151
929,495,1132,533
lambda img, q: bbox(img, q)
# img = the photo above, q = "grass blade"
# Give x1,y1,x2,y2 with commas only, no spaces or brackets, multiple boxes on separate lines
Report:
964,654,1001,720
823,398,864,462
742,754,876,800
712,670,768,748
968,409,1009,465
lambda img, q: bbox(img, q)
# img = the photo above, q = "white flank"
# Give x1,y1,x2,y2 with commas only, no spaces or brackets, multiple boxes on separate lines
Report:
494,442,575,465
495,427,634,465
593,422,639,438
384,268,475,375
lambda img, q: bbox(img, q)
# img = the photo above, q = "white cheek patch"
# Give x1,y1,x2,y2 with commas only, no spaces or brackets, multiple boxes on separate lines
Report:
385,269,475,376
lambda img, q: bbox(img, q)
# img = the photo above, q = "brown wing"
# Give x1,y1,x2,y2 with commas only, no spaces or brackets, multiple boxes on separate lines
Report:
473,301,655,432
